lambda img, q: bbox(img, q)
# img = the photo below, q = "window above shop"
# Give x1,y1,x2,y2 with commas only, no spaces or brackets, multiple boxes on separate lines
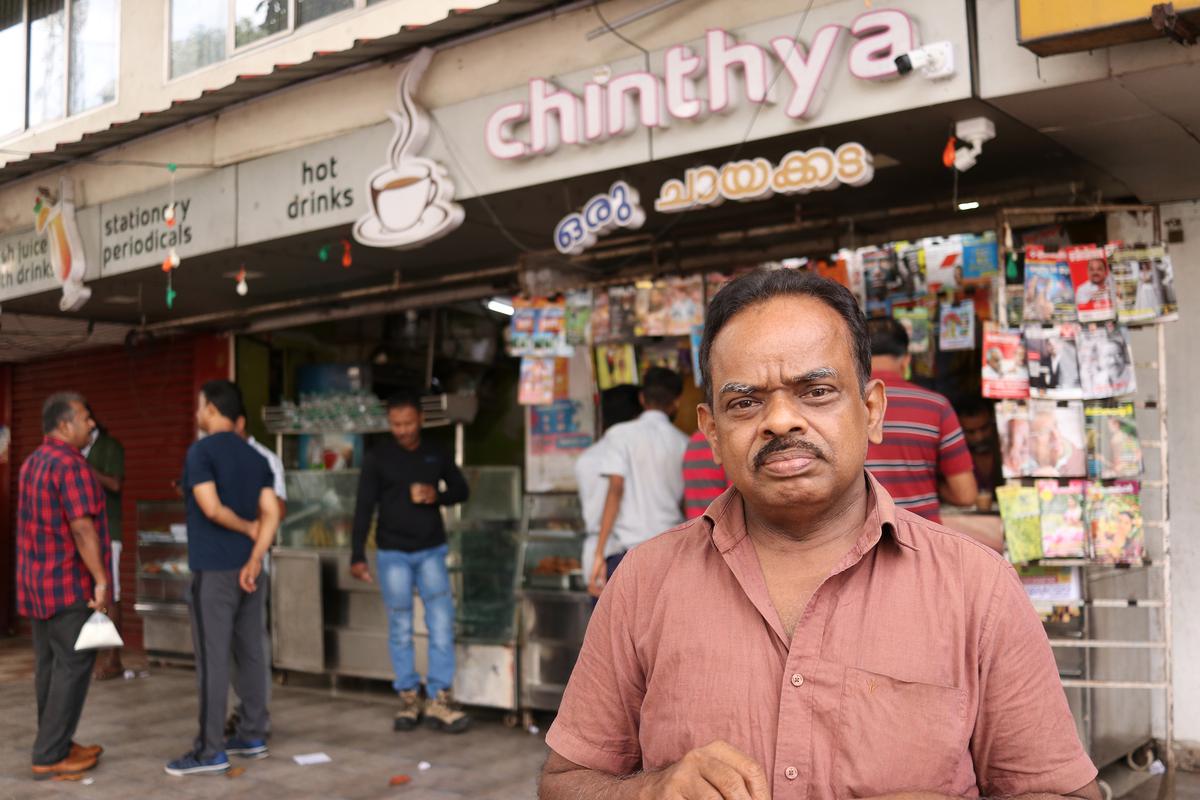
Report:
170,0,372,79
0,0,119,138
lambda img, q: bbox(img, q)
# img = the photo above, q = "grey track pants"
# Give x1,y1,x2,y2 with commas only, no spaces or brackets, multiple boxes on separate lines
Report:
187,570,267,759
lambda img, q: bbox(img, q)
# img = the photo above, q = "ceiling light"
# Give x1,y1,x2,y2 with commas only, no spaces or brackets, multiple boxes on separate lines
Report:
957,201,980,211
487,298,515,316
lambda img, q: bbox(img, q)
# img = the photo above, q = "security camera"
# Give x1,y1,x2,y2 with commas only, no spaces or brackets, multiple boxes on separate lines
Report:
952,116,996,172
894,41,955,80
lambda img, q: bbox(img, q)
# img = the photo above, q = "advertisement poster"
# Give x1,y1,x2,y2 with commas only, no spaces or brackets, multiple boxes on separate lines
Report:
938,301,975,351
525,350,596,493
595,343,638,390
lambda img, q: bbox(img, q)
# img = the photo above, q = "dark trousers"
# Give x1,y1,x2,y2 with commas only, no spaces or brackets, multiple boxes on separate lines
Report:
605,551,627,579
31,602,97,765
188,570,268,759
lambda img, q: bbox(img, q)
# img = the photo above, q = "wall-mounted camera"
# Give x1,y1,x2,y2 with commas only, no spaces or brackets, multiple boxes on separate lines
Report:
952,117,996,172
894,41,955,80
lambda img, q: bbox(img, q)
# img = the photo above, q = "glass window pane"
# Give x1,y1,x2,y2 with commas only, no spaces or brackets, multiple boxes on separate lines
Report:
68,0,117,115
0,0,24,136
170,0,226,78
297,0,353,26
27,0,66,127
235,0,288,48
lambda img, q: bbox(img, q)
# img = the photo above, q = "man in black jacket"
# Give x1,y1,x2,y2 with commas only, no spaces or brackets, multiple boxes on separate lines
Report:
350,392,470,733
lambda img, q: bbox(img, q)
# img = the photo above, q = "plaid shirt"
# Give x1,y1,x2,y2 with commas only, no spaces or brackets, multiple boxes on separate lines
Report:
17,437,111,620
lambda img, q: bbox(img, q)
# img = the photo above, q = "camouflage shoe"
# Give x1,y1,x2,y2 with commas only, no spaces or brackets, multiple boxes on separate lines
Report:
423,690,470,734
393,689,422,731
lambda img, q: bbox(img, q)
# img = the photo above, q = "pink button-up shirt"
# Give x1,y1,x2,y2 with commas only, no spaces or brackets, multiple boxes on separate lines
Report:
546,474,1096,799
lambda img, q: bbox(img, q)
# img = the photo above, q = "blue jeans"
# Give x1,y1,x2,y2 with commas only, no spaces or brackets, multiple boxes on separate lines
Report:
376,545,456,696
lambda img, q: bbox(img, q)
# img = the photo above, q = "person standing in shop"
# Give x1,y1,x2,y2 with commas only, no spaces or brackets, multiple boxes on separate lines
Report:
575,387,642,592
223,413,289,738
82,406,125,682
587,368,689,596
349,392,471,734
18,393,109,780
683,429,728,520
954,398,1004,505
864,318,977,521
166,380,280,777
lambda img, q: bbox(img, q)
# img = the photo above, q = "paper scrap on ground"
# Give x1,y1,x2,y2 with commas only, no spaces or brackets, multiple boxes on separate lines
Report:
294,752,332,766
418,761,431,771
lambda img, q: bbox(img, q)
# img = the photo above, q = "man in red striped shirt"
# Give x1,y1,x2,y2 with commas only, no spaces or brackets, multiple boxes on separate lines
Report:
682,430,727,520
865,319,977,521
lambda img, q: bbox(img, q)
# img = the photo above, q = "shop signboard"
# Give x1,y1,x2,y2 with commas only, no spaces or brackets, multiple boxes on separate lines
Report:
236,124,390,247
0,205,100,305
553,181,645,255
425,0,970,199
1015,0,1200,56
32,178,92,310
100,168,236,278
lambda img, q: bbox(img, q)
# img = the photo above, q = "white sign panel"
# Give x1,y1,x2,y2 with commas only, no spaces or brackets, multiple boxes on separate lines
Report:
0,206,100,304
100,168,236,277
237,124,391,247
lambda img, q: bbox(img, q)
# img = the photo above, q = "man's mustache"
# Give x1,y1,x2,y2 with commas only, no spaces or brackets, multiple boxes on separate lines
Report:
753,436,826,470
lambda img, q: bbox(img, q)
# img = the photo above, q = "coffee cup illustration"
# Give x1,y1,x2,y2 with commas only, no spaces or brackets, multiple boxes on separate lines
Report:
354,47,464,249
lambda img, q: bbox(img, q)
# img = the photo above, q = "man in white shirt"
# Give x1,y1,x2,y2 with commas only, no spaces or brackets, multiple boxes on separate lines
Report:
574,388,642,587
588,368,689,596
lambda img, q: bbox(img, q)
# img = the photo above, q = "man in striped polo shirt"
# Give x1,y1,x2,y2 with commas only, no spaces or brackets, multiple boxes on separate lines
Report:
865,319,977,521
682,430,728,520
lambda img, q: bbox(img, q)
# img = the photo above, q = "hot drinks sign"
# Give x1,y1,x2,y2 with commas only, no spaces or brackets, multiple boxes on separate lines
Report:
485,8,924,160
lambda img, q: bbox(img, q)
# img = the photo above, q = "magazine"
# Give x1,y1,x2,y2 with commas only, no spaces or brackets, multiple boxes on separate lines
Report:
996,400,1031,479
1018,566,1083,604
564,289,593,347
840,249,867,306
961,233,1000,280
1037,479,1088,558
1004,284,1025,327
634,280,669,337
1023,246,1077,323
922,237,962,289
665,275,705,335
1067,244,1117,323
1028,399,1087,478
518,357,565,406
981,326,1030,399
939,301,976,351
1085,401,1142,479
591,290,611,344
595,343,638,390
1156,248,1179,317
608,285,638,340
1108,245,1162,323
861,246,897,316
532,298,571,356
1078,322,1137,399
638,339,684,375
996,484,1043,564
894,243,927,298
508,298,538,356
1025,323,1083,400
1087,481,1145,564
893,306,931,353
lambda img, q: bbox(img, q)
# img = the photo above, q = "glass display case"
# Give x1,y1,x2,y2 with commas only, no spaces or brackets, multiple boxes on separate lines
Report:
133,501,193,658
278,469,360,549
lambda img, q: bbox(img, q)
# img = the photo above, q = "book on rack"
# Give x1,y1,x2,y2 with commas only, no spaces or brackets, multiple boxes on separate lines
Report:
939,300,976,351
1078,322,1137,399
996,400,1031,479
1085,401,1143,479
1067,244,1117,323
1018,566,1083,624
607,285,638,340
1109,244,1164,323
861,246,898,316
564,289,593,347
1086,481,1145,564
1025,323,1083,400
982,326,1030,399
634,279,670,337
1023,246,1077,324
1037,479,1088,558
508,298,538,356
532,298,571,356
1028,400,1087,478
665,274,705,335
590,290,611,344
996,484,1044,564
894,242,928,297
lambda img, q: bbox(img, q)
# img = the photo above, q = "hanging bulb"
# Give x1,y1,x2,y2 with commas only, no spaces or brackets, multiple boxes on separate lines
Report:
161,255,173,273
318,245,330,262
164,204,176,228
942,136,957,169
341,239,352,269
235,266,248,296
169,247,180,268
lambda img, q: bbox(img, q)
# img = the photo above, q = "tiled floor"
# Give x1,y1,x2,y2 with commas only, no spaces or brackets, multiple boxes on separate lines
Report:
0,639,549,800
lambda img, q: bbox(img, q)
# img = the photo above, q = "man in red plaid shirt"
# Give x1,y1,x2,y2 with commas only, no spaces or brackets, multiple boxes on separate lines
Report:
17,392,110,780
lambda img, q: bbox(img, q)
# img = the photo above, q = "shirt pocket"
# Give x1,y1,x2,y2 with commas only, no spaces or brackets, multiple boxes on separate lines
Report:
832,666,968,799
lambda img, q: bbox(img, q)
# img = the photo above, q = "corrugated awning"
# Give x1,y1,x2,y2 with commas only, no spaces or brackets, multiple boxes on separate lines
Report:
0,0,558,188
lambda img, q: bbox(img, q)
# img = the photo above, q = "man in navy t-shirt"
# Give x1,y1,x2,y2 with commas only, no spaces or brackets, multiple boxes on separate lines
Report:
165,380,281,777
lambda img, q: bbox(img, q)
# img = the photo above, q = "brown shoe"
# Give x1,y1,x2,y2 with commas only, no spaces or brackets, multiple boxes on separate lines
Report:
32,753,97,781
393,689,422,731
70,742,103,760
423,690,470,734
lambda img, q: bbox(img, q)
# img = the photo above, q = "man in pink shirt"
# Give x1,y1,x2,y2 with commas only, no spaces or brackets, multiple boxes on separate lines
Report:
540,269,1098,800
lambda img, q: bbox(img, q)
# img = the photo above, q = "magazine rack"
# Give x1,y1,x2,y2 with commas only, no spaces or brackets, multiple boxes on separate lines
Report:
996,205,1173,800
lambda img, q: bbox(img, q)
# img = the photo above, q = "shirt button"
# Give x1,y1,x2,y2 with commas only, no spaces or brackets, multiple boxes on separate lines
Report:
791,673,805,687
785,766,799,780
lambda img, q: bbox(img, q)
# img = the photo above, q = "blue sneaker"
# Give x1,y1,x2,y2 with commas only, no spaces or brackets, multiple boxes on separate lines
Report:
225,736,269,759
164,751,230,776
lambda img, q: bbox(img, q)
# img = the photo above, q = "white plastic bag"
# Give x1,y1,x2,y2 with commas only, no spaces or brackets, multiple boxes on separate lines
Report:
74,611,124,650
